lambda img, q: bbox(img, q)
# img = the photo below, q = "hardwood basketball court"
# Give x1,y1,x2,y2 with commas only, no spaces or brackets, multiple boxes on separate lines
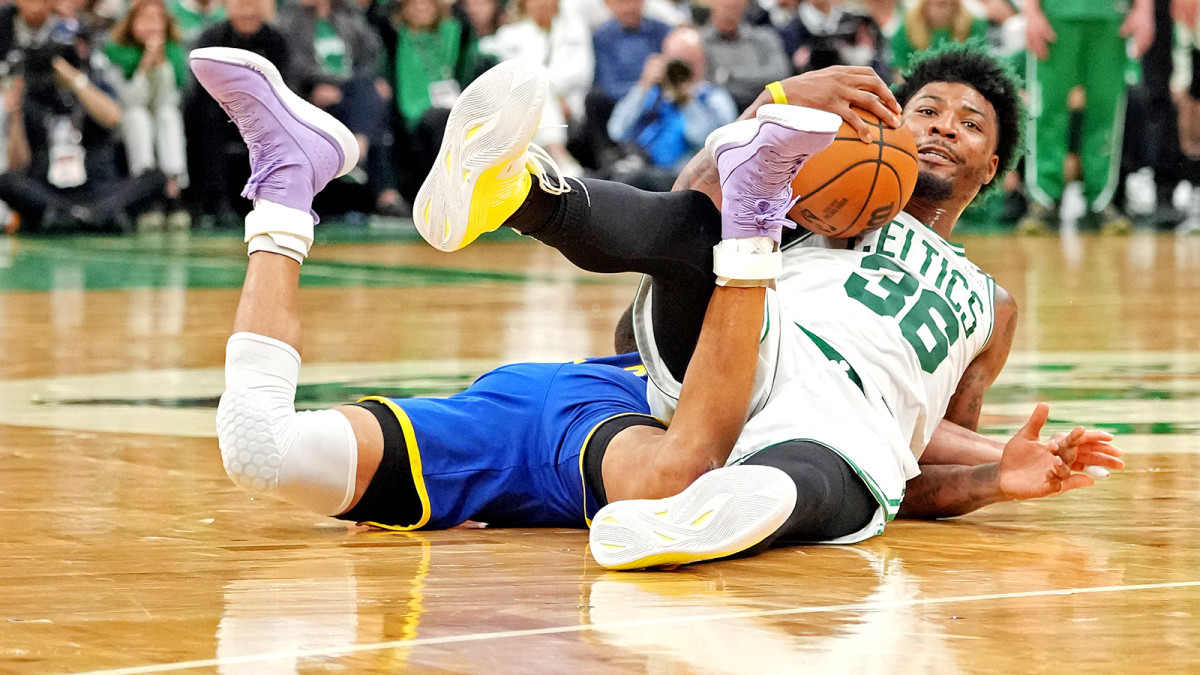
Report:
2,228,1198,673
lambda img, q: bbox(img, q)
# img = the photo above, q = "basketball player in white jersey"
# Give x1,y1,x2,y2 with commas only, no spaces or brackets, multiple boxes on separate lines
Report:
415,44,1124,564
197,45,1120,572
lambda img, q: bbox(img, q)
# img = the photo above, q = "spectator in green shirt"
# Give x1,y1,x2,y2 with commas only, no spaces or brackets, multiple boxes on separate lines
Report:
890,0,988,76
374,0,479,203
165,0,226,48
277,0,389,215
103,0,191,229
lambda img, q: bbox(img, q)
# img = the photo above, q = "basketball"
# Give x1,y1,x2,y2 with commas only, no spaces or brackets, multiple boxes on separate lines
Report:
788,109,919,238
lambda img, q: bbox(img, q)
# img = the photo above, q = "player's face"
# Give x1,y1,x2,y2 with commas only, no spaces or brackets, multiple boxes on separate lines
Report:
902,82,1000,202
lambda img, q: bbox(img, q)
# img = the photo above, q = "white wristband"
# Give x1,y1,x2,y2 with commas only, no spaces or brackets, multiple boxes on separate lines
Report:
713,237,782,287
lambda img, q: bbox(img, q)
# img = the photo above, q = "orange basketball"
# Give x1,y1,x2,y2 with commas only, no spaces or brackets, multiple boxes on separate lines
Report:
788,109,918,238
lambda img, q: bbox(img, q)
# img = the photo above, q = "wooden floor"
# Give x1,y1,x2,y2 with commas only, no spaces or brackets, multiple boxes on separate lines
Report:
2,228,1200,673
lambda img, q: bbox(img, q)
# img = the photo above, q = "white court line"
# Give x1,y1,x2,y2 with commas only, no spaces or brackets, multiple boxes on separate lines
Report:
82,579,1200,675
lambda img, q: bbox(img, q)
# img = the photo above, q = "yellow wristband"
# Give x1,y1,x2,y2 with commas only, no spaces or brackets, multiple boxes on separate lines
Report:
766,81,788,105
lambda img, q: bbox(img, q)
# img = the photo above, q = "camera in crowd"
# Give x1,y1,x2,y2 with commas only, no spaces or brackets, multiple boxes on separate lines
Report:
662,57,692,104
1,18,87,114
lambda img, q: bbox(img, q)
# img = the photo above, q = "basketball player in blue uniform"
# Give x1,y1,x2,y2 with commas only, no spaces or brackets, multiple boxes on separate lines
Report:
195,47,850,569
198,45,1122,570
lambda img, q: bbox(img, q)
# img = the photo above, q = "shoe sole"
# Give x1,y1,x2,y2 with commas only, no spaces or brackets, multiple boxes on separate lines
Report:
189,47,359,178
414,59,548,252
589,465,798,570
705,104,843,164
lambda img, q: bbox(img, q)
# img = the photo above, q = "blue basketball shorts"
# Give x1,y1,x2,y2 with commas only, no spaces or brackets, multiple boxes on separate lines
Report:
337,353,655,530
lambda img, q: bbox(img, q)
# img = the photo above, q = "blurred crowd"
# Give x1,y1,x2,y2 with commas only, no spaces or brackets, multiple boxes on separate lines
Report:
2,0,1200,234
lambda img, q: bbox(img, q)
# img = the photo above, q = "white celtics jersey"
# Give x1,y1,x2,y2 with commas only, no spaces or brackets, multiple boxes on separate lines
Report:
775,211,998,461
634,211,997,537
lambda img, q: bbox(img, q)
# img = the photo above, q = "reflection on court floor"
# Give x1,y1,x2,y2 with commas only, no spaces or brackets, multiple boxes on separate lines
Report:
1,231,1199,673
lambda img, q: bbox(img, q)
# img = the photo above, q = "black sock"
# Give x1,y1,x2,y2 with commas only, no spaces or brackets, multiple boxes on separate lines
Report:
506,181,560,235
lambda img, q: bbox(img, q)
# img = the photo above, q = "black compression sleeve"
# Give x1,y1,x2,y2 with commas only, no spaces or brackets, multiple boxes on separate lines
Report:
738,440,878,555
509,178,723,381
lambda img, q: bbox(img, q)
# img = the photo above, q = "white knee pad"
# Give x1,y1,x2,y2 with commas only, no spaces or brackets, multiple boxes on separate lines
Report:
216,333,358,516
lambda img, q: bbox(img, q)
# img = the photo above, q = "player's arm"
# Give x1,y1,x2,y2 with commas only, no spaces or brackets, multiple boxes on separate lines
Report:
674,66,902,210
898,404,1125,519
602,286,765,502
920,418,1005,465
941,285,1018,434
919,286,1014,467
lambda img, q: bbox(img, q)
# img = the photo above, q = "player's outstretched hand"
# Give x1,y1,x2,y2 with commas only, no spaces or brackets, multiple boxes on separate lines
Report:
1057,427,1123,475
776,66,903,143
998,403,1124,500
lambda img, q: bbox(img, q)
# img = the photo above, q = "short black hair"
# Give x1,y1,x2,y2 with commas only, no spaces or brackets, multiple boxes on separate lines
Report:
893,42,1023,182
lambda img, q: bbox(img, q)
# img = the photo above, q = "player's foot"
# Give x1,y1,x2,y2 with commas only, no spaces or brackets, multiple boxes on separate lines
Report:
190,48,358,262
705,104,841,243
1094,203,1133,235
414,59,569,252
189,48,358,214
589,465,797,570
1016,200,1056,235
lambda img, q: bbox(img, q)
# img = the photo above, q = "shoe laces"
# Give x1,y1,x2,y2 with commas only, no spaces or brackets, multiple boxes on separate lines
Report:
733,191,802,234
525,143,571,196
737,145,812,199
728,146,808,232
218,93,302,200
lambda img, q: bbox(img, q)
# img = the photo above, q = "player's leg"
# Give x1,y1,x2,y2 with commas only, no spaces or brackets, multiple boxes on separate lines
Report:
415,60,837,380
587,443,879,569
1078,18,1130,215
586,109,845,570
735,441,879,554
589,107,845,500
1023,18,1078,220
191,48,385,517
411,61,728,380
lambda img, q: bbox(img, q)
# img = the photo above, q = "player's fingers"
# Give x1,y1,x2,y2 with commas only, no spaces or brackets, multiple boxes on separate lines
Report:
1019,402,1050,439
1072,452,1125,471
1075,442,1124,463
846,90,902,129
1054,428,1083,464
1059,473,1094,494
1053,458,1072,481
1065,426,1086,445
846,74,903,119
1055,443,1078,468
836,103,874,143
1079,429,1115,443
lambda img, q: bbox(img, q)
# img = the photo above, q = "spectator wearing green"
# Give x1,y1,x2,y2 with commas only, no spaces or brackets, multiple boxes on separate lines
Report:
1020,0,1154,234
165,0,227,47
891,0,989,75
104,0,191,230
388,0,478,130
372,0,480,205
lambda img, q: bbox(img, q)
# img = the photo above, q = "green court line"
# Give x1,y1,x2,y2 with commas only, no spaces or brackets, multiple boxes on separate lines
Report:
979,421,1200,436
0,233,624,291
984,385,1189,403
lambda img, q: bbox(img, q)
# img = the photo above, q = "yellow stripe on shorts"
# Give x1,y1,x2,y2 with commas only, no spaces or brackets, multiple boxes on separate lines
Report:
356,396,432,531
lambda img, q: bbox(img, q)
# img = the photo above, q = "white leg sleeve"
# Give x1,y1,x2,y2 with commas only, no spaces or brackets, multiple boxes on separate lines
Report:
216,332,358,516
